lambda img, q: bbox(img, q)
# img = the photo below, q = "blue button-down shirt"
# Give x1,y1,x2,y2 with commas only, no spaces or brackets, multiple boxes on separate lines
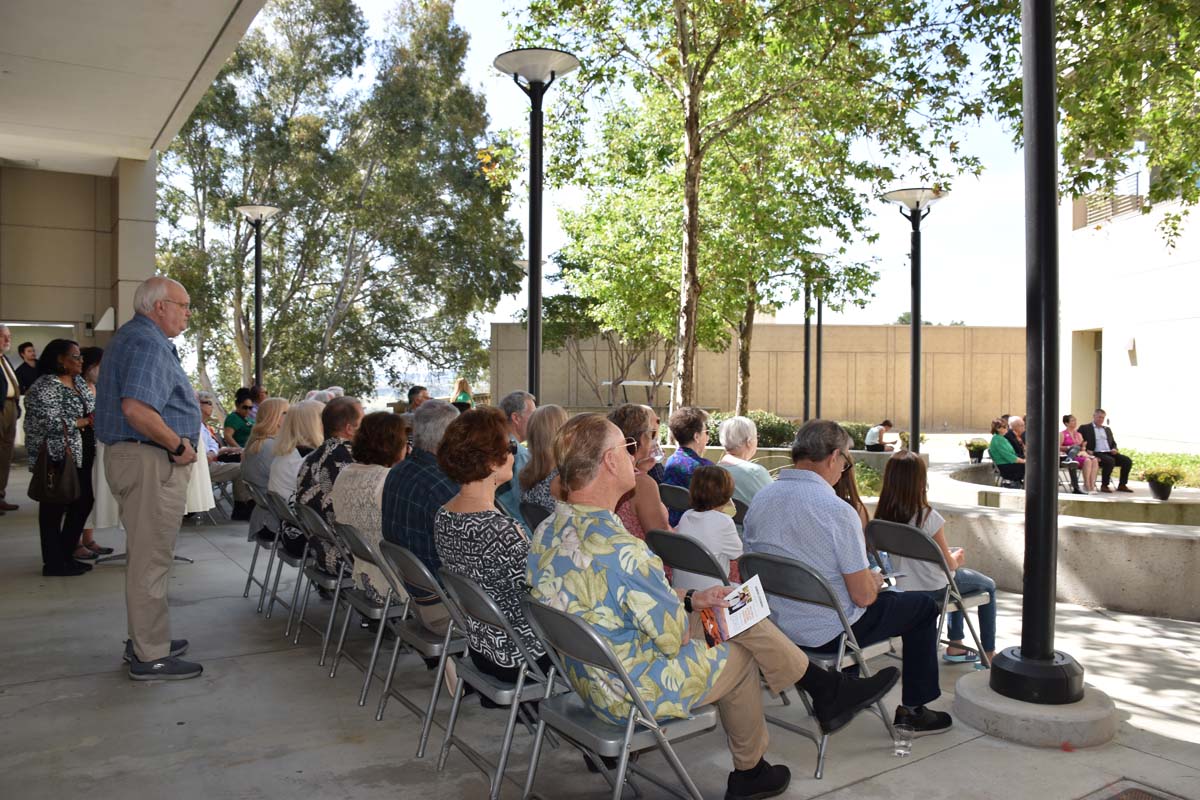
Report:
495,437,530,532
381,447,459,595
743,469,870,647
95,313,202,446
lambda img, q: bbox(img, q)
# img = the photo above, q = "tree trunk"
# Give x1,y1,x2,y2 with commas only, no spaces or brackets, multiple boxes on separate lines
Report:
671,87,703,412
735,283,757,416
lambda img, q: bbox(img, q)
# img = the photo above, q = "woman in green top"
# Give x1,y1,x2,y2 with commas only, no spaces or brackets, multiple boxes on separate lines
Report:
988,417,1024,483
452,377,473,406
223,387,255,448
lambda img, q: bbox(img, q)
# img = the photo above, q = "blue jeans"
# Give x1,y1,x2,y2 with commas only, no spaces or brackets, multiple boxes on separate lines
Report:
917,568,996,653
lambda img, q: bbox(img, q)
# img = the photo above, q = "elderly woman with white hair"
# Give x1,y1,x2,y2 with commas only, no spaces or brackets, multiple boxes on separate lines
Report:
718,415,774,506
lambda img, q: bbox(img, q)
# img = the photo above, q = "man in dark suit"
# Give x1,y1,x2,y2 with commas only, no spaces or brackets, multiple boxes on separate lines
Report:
1078,409,1134,493
1004,416,1026,458
14,341,38,393
0,325,23,513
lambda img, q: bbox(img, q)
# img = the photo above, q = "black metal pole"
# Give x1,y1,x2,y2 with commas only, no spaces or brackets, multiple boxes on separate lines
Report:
803,280,811,421
527,82,546,400
989,0,1085,705
253,217,263,389
909,211,921,454
815,290,823,418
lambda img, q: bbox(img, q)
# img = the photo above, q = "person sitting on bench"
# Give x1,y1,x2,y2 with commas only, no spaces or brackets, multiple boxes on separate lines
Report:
988,418,1024,485
864,420,894,452
1078,409,1134,493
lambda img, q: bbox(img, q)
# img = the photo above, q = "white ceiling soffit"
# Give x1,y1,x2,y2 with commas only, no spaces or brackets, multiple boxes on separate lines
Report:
0,0,265,176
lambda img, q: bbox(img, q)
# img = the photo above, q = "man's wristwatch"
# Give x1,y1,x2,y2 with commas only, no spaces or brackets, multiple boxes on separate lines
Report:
172,439,187,457
683,589,696,613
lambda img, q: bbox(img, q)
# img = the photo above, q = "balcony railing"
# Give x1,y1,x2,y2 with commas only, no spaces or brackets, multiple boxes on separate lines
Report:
1083,172,1144,226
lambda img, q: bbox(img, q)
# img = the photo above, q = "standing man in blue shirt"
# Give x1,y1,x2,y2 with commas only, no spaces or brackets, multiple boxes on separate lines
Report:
95,277,203,681
496,390,536,528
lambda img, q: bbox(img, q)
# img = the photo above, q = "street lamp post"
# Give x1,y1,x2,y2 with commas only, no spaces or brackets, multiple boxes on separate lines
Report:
882,188,946,453
988,0,1085,705
235,204,281,389
815,283,824,418
803,279,812,421
495,48,579,400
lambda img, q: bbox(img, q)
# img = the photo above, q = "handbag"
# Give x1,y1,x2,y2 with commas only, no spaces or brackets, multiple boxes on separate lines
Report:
28,421,80,504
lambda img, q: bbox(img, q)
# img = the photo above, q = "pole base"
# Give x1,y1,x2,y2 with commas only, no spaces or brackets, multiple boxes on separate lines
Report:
989,646,1085,704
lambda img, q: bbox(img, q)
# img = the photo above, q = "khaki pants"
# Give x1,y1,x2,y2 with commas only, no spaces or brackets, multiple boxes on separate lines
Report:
415,598,451,637
0,400,17,500
106,442,189,661
207,461,250,501
694,615,809,771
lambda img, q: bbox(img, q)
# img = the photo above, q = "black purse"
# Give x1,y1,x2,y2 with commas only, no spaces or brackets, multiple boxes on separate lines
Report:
28,421,80,504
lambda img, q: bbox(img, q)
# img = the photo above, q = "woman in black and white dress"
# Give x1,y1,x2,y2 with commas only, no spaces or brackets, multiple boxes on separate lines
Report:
434,406,548,681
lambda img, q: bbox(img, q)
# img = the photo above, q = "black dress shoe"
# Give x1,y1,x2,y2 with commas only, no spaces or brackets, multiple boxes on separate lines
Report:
811,666,900,734
72,560,94,572
43,563,88,577
725,759,790,800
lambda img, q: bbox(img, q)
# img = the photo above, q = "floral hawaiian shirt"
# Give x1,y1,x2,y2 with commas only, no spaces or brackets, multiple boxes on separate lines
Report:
527,502,728,725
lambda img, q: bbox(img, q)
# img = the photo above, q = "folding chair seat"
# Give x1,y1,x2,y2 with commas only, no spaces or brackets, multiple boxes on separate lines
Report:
866,519,991,666
522,598,718,800
738,552,896,779
658,483,690,514
328,523,410,703
377,542,469,750
520,501,552,532
438,570,562,800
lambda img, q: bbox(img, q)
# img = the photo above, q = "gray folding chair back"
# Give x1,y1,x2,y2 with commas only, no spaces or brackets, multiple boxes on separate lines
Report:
658,483,690,513
737,551,895,778
644,529,728,584
265,491,298,530
522,597,715,800
241,482,278,606
245,482,271,518
440,570,549,684
732,497,749,526
865,519,991,666
520,501,552,532
334,521,379,567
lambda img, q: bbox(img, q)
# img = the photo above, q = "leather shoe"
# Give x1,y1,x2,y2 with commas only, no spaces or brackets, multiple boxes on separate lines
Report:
1116,485,1134,493
0,501,17,511
1100,486,1114,493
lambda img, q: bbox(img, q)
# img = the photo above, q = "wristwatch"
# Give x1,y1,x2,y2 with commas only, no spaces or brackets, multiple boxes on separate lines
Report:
172,439,187,457
683,589,696,613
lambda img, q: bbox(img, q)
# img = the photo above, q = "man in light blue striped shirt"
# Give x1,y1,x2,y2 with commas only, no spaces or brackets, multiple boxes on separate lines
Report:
744,420,951,736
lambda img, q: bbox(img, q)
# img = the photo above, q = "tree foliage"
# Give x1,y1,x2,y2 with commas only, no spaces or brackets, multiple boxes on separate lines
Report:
158,0,522,403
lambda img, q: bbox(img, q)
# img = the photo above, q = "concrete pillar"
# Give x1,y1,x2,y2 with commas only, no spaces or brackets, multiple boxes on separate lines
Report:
110,155,157,326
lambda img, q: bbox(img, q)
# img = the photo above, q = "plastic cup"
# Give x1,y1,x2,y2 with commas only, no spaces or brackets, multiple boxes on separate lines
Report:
893,724,914,757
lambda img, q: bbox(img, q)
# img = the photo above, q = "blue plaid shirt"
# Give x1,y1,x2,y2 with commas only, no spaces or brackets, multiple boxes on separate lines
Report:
95,313,202,446
381,447,459,597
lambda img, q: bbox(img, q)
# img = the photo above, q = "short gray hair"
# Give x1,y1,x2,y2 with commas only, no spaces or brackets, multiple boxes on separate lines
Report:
719,416,757,451
413,399,459,453
1007,415,1024,428
791,419,852,463
133,276,184,316
196,390,216,405
500,390,535,421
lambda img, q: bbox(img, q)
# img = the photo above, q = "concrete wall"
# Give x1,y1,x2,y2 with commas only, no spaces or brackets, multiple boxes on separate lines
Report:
1059,192,1200,453
0,158,156,342
491,323,1026,431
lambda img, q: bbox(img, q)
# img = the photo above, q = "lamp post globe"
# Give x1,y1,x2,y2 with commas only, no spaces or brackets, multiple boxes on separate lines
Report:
494,48,579,400
235,204,281,389
882,186,946,453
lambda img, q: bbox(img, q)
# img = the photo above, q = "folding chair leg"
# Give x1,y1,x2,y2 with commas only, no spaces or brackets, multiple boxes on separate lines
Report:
284,563,305,638
292,579,312,643
813,733,830,779
611,713,639,800
257,540,279,613
243,544,261,598
521,718,548,800
319,575,345,666
329,604,354,678
435,674,467,771
416,629,455,758
358,594,392,706
265,556,286,619
375,634,405,721
487,669,528,799
959,601,991,668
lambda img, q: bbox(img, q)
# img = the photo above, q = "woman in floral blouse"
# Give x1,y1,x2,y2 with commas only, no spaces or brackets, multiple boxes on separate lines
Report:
23,339,96,577
295,396,362,574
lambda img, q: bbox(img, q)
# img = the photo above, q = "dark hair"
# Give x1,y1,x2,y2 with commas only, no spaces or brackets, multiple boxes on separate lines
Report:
1094,408,1105,415
1062,414,1075,425
991,417,1008,434
875,451,931,529
437,406,510,484
17,342,33,355
37,339,79,376
80,346,104,375
234,387,253,407
689,465,734,512
879,419,893,428
250,384,267,403
668,406,708,447
407,385,427,404
834,458,875,554
351,412,408,467
322,396,363,438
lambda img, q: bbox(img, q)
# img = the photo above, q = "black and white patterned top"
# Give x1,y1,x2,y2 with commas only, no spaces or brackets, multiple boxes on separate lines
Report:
23,374,94,468
433,507,544,669
520,468,558,513
296,437,354,573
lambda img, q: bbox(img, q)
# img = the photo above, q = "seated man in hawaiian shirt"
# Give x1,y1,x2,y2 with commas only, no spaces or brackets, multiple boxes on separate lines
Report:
528,414,898,800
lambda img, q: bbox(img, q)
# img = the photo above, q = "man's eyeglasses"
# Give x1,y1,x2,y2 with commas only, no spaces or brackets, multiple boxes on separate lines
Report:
508,441,518,456
162,299,192,312
840,451,854,474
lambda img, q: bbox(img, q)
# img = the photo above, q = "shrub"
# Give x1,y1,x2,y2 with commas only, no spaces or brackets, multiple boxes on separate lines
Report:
839,422,873,450
707,410,797,448
1127,451,1200,488
855,463,882,497
1142,465,1185,487
961,438,989,451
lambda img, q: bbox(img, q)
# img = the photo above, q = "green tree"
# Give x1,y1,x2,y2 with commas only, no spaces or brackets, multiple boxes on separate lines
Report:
158,0,522,402
518,0,984,409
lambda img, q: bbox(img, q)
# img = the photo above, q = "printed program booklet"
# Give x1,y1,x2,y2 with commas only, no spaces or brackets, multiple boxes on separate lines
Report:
699,574,771,646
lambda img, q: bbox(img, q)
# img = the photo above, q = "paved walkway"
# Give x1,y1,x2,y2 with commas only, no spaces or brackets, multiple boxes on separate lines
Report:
0,469,1197,799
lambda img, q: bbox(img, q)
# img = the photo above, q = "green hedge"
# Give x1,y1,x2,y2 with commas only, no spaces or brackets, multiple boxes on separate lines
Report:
855,463,882,497
839,422,873,449
1125,450,1200,488
706,410,797,448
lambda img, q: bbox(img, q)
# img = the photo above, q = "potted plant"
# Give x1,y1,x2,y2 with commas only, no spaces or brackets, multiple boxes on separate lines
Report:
1143,466,1184,501
961,438,989,463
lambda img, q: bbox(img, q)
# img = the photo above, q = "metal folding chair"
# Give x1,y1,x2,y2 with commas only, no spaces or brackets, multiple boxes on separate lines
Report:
520,501,552,532
241,482,277,609
644,528,729,585
258,491,310,622
732,497,749,526
738,552,896,779
438,570,562,800
377,542,468,754
522,597,718,800
292,502,353,663
658,483,690,514
865,519,991,667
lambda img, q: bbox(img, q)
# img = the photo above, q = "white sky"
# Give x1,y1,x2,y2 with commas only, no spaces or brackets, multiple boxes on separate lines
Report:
356,0,1029,329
